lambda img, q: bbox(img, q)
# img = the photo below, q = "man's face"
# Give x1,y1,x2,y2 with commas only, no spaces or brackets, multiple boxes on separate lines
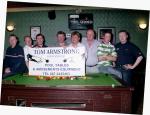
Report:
24,37,32,46
86,30,95,41
71,35,80,44
57,34,65,43
119,32,128,44
9,36,17,47
103,33,111,43
36,35,44,45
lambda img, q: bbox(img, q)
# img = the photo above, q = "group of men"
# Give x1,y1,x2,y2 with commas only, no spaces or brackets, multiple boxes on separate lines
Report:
83,29,143,86
3,29,143,86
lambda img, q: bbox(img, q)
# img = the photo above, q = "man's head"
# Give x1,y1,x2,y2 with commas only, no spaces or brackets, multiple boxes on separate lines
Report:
118,30,130,44
71,31,81,45
24,36,32,47
36,34,45,46
86,29,96,41
9,34,19,48
56,31,66,43
103,32,113,44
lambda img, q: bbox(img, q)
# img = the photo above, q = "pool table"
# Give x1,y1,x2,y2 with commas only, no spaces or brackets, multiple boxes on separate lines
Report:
1,73,134,113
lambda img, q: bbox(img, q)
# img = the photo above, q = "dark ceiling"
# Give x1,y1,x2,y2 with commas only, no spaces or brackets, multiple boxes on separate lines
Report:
7,1,68,8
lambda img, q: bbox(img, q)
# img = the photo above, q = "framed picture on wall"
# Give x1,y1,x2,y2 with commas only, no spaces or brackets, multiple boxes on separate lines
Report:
98,27,116,44
68,13,93,30
30,26,41,40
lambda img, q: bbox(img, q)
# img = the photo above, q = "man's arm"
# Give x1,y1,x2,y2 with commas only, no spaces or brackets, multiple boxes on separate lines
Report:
98,55,106,61
105,45,117,62
98,55,117,61
105,55,117,61
124,56,143,69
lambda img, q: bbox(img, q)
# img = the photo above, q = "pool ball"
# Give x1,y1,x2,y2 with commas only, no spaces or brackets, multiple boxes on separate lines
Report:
105,74,108,76
46,76,52,80
60,77,62,79
52,77,56,80
62,76,65,80
83,77,87,80
66,76,70,79
45,77,50,81
70,77,74,80
40,76,44,79
112,84,115,88
36,76,41,80
10,80,16,84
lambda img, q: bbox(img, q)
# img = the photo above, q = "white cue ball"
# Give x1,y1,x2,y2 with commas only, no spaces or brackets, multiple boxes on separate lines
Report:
112,84,115,88
71,78,74,80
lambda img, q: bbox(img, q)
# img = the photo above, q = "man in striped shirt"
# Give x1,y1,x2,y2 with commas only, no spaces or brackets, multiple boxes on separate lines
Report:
97,32,122,79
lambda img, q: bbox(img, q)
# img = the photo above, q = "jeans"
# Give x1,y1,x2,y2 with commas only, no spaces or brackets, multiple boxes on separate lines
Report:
98,65,122,79
86,65,99,74
116,67,133,86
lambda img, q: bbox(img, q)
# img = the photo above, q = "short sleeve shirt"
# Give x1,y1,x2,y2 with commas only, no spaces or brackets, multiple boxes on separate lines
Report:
82,39,100,66
97,42,117,66
115,42,143,66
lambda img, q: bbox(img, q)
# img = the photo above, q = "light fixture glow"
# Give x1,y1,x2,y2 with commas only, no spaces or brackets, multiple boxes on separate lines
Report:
6,25,15,32
139,23,147,29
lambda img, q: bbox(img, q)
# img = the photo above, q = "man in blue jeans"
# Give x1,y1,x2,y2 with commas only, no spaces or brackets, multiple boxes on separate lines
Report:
97,31,122,79
115,30,143,86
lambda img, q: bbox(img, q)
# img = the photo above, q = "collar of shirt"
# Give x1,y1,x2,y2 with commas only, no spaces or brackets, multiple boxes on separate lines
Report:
24,45,33,48
69,43,83,48
85,40,99,47
102,41,112,46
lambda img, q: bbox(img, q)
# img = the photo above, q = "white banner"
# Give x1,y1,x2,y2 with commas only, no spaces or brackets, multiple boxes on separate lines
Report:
28,47,85,76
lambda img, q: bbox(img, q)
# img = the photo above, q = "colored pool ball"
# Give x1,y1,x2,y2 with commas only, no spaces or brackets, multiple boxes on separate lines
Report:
46,77,51,80
45,77,50,81
61,77,65,80
59,77,62,80
52,77,56,80
66,76,70,79
105,74,108,76
36,76,41,80
40,76,44,79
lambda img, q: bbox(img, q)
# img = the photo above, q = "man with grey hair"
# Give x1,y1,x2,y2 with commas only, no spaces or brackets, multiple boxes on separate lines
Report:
82,29,100,74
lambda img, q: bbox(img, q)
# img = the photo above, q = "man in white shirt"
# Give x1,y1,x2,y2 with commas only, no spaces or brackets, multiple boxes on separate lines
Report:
69,31,87,64
23,36,33,68
69,31,84,48
82,29,100,74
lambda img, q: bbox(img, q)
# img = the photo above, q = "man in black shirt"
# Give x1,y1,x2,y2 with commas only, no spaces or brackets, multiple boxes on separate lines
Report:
3,34,27,78
115,30,143,86
33,34,48,48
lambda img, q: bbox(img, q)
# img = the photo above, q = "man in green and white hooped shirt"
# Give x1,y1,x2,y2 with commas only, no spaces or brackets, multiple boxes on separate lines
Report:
97,32,122,79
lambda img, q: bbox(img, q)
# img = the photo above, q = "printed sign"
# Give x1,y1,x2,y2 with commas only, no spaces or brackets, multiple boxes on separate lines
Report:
28,47,85,76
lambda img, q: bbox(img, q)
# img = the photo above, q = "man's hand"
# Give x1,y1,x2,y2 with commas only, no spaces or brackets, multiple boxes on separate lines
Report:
98,56,107,61
5,67,11,74
105,55,117,61
123,64,134,70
